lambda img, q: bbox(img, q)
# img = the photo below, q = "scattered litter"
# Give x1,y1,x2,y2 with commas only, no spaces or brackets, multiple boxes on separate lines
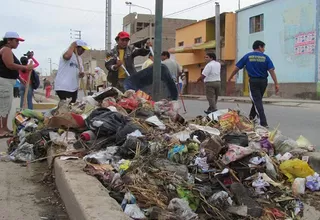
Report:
5,86,320,220
306,173,320,191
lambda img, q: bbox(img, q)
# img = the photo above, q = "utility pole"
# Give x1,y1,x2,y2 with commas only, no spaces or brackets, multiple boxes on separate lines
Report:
70,29,81,40
48,58,52,76
106,0,112,51
152,0,163,101
215,2,221,60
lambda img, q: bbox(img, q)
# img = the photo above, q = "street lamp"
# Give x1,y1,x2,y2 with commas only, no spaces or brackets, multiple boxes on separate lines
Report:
125,2,153,44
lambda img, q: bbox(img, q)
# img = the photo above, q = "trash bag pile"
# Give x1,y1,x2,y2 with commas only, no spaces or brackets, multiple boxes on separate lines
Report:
4,87,320,219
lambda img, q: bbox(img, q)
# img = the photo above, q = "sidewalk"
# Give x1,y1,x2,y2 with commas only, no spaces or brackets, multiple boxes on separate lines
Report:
182,94,320,105
35,89,320,106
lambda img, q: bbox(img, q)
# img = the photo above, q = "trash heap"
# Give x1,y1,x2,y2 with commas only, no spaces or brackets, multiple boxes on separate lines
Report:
4,87,320,219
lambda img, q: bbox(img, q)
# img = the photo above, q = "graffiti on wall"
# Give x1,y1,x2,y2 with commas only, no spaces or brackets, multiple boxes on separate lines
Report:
294,31,316,55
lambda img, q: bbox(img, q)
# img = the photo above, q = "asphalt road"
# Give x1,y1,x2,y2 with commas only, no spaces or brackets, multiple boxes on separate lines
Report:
181,99,320,148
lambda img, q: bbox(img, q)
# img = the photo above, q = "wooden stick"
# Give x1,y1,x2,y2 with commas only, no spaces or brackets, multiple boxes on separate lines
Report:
74,49,87,96
23,61,34,109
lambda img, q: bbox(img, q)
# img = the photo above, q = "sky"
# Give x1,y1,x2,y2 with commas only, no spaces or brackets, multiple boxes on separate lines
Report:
1,0,263,75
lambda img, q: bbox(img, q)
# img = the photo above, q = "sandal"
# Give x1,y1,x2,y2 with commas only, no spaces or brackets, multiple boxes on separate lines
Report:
0,132,14,138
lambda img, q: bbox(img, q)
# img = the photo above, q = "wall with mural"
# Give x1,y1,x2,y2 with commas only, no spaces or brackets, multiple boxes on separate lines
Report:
236,0,317,84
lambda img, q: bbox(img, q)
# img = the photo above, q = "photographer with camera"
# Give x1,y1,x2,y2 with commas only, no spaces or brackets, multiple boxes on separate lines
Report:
19,50,40,109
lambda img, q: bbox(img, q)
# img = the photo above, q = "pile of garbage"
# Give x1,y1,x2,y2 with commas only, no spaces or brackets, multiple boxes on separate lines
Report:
4,87,320,219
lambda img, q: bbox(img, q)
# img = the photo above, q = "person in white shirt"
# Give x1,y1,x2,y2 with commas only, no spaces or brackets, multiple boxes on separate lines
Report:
54,40,89,103
197,52,221,114
94,67,107,92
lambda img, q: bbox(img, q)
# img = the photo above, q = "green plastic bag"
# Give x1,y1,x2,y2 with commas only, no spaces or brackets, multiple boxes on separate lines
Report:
177,186,200,211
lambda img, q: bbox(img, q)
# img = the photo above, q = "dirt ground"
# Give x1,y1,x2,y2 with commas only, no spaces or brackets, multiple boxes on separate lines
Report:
0,138,69,220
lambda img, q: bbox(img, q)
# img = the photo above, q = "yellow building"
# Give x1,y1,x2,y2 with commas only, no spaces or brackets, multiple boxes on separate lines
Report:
169,12,236,95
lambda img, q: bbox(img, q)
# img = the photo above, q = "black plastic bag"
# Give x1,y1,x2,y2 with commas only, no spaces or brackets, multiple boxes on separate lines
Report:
116,137,149,159
85,108,142,144
222,133,249,147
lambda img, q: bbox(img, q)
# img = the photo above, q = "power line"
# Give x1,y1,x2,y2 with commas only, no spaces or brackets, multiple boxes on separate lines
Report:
20,0,126,16
164,0,214,17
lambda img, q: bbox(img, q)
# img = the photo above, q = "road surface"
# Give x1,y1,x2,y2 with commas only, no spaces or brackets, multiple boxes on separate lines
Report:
181,99,320,148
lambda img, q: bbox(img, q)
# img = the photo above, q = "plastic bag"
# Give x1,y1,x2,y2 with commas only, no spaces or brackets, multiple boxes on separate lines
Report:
176,187,200,211
124,204,146,219
136,90,151,100
117,98,139,111
10,143,35,162
154,100,180,121
273,132,300,154
223,133,249,147
208,191,233,207
168,198,198,220
21,109,44,121
146,116,166,130
252,173,270,194
279,159,315,182
194,156,209,171
221,144,254,165
219,111,240,131
168,145,188,164
260,137,274,156
296,135,315,152
306,173,320,191
83,146,119,164
292,178,306,195
265,154,278,180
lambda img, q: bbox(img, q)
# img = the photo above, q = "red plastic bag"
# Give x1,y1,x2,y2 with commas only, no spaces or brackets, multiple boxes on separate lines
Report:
118,98,139,111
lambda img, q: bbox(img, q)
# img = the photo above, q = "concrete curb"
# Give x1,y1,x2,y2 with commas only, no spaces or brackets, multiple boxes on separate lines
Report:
54,159,130,220
47,148,130,220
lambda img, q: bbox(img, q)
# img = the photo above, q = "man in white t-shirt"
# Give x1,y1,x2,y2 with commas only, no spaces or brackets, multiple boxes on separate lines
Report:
197,52,221,114
54,40,89,103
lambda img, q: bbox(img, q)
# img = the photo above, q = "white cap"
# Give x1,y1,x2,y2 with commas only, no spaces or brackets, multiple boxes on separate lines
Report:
76,40,90,50
3,32,25,41
94,67,101,72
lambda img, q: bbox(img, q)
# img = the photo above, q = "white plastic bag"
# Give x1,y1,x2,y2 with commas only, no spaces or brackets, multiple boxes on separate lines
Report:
292,178,306,195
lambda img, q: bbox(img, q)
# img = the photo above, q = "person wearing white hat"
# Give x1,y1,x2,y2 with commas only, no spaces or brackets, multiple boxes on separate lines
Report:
0,32,34,137
54,40,90,103
94,67,107,92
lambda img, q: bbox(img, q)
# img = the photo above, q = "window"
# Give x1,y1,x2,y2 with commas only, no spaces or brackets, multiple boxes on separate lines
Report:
194,37,202,44
178,41,184,47
136,22,143,32
123,24,131,34
249,14,264,33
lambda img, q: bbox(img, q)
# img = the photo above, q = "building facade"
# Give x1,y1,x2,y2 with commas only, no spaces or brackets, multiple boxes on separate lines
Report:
236,0,320,99
169,12,237,95
123,13,196,70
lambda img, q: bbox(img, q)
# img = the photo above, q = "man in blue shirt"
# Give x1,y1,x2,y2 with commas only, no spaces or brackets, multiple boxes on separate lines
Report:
228,40,279,128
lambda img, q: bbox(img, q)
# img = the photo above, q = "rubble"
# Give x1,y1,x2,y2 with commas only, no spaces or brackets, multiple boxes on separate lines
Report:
6,87,320,219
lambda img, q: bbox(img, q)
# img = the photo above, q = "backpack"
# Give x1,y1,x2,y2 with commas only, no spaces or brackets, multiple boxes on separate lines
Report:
31,70,40,90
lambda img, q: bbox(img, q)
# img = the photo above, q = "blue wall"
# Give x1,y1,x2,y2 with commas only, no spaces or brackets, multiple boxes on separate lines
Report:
236,0,317,84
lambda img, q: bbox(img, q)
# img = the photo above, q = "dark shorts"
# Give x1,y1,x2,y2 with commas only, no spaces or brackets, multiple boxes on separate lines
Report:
56,90,78,103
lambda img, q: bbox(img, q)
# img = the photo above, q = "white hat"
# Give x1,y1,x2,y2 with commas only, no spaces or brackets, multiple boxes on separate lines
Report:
94,67,101,72
3,32,25,41
76,40,90,50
